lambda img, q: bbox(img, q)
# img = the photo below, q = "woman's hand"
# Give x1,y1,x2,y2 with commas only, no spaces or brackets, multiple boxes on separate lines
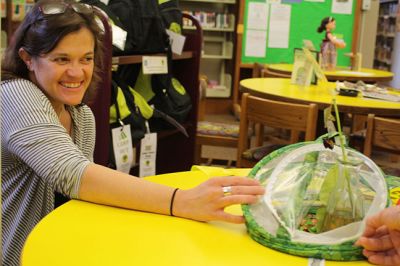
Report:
355,206,400,265
173,176,265,224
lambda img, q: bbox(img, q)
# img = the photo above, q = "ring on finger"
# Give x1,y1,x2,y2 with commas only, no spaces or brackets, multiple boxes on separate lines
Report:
222,186,232,196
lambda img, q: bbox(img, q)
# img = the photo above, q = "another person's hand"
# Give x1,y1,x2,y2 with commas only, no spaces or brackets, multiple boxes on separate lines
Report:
173,176,264,224
355,206,400,265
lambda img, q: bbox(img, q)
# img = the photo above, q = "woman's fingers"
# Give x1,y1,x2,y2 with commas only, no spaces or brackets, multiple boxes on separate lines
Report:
211,176,262,187
175,175,265,223
222,184,265,196
364,250,400,266
217,212,245,224
357,235,394,252
219,194,261,207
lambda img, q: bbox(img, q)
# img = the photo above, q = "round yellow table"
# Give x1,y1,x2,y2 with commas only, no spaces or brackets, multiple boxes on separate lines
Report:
267,63,394,83
240,78,400,117
22,167,370,266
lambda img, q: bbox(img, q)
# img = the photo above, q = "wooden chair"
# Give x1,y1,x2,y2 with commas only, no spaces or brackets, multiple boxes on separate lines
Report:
252,63,291,78
194,62,268,166
194,77,239,166
363,114,400,160
236,93,318,168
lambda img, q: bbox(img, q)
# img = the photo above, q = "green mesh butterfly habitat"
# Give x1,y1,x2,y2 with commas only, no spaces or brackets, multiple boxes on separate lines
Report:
242,140,388,261
242,97,389,261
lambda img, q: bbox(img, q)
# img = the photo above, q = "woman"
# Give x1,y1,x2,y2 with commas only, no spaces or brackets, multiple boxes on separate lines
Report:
317,16,346,71
0,1,264,265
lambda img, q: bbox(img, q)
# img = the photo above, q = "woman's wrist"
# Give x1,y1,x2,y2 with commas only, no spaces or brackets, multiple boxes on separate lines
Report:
168,188,190,219
169,188,179,216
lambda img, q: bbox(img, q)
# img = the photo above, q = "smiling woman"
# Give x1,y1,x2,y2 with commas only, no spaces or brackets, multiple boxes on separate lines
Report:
19,27,95,117
0,1,264,265
1,1,103,265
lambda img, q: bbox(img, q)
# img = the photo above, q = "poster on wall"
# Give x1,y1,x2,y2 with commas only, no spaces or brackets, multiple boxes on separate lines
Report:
245,30,268,57
268,4,291,48
332,0,353,14
244,1,269,57
241,0,355,66
282,0,302,3
247,2,269,29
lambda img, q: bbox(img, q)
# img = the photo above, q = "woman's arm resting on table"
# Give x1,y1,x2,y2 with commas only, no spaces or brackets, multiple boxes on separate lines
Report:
79,163,265,224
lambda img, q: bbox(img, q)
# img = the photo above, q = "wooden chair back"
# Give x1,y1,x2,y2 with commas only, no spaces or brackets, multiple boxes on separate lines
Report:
252,63,291,78
237,93,318,167
261,68,291,78
363,114,400,157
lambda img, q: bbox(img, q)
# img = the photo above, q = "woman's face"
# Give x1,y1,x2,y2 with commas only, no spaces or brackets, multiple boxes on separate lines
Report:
28,27,95,110
326,20,336,31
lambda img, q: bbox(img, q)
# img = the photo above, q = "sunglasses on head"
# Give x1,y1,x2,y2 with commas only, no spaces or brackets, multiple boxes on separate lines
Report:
39,2,93,15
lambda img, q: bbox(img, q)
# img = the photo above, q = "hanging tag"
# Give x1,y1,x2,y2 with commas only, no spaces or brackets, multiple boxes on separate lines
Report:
142,56,168,74
139,132,157,177
166,29,186,55
308,258,325,266
111,24,127,51
111,125,133,173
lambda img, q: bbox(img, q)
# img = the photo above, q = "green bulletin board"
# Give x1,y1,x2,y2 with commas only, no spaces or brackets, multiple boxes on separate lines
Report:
242,0,355,66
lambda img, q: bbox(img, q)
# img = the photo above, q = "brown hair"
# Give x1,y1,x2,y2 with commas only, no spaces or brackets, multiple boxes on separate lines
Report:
1,0,104,103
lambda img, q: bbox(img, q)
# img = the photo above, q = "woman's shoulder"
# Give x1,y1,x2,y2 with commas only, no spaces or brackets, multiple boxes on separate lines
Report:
2,78,37,87
1,78,43,98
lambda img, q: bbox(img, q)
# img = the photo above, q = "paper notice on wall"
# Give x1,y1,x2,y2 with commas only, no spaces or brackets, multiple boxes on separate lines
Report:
244,1,269,57
245,29,267,57
247,2,269,30
332,0,353,14
268,4,291,48
282,0,301,3
268,0,282,4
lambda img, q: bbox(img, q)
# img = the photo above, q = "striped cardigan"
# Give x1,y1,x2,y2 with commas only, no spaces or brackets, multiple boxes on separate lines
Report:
1,79,95,266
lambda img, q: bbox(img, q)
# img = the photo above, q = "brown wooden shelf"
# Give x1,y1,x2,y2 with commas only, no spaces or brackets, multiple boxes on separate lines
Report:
112,51,194,65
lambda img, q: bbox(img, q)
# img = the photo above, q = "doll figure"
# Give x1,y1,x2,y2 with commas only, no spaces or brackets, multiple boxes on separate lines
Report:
317,17,346,71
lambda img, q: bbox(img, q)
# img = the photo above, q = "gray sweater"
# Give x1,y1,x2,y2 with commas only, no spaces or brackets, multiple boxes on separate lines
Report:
1,79,95,266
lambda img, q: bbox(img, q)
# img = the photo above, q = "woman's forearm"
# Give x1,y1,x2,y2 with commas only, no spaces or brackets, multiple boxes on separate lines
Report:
78,163,175,215
78,163,265,223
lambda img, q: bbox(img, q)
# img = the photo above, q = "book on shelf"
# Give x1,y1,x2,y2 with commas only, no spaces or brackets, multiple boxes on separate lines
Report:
183,10,232,29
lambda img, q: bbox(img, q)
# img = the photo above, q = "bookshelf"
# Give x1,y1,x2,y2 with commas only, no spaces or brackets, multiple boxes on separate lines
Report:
181,0,238,99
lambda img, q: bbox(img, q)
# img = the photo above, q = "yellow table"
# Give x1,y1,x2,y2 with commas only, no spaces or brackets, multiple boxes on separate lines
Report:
267,63,394,83
240,78,400,117
22,166,369,266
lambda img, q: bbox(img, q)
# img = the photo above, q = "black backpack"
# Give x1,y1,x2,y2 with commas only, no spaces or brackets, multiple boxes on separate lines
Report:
80,0,127,55
108,77,147,169
108,0,170,55
116,60,192,129
158,0,182,34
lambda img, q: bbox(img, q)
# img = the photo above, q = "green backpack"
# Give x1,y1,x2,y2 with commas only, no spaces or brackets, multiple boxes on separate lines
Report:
242,138,389,261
